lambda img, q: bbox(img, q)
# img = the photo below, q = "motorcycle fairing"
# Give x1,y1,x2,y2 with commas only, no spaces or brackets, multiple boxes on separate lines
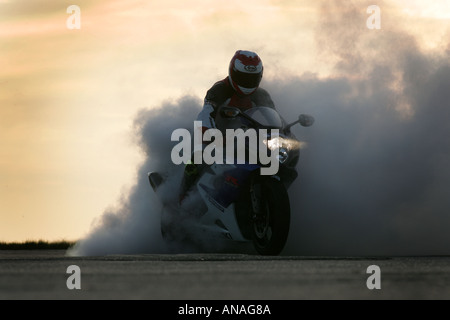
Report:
198,163,260,209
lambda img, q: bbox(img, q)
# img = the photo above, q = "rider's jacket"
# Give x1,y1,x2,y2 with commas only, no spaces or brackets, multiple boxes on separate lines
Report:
196,77,275,133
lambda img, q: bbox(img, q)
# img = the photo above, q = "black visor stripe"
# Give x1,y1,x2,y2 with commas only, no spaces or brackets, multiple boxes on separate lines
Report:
231,68,262,89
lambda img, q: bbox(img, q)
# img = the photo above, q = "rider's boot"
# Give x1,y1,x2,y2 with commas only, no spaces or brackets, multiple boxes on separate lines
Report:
178,161,200,204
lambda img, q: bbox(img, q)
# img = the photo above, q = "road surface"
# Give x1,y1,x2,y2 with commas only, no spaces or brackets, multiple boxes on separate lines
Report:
1,250,449,300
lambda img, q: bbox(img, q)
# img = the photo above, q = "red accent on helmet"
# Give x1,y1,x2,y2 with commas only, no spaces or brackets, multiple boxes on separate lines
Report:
228,50,263,96
237,53,261,66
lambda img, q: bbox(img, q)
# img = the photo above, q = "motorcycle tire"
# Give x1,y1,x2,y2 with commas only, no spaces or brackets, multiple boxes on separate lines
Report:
252,178,291,255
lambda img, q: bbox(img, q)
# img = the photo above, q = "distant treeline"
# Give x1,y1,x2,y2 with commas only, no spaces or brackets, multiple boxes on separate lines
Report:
0,240,77,250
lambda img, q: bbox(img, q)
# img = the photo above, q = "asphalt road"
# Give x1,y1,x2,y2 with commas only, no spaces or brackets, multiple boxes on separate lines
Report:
0,250,449,300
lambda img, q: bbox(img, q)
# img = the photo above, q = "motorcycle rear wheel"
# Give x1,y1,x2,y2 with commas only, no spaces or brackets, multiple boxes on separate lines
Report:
252,178,291,255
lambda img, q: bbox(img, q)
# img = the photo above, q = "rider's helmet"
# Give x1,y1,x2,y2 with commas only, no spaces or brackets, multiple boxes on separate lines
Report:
228,50,263,96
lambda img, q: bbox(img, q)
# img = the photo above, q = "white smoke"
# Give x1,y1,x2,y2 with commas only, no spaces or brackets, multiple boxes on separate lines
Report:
68,2,450,257
67,96,202,256
279,2,450,256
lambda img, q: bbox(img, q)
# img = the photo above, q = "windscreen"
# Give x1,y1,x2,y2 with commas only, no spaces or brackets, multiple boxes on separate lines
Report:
244,107,283,128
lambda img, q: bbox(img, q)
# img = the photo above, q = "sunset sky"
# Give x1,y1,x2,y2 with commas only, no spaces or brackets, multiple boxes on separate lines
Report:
1,0,449,243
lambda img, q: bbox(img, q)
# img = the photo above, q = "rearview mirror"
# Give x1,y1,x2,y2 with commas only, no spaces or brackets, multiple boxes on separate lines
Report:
284,113,315,131
298,114,315,127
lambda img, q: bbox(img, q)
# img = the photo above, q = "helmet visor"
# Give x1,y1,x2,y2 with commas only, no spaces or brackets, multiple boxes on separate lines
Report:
231,68,262,89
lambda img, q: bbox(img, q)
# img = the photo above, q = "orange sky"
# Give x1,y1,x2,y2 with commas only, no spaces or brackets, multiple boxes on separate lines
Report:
1,0,448,242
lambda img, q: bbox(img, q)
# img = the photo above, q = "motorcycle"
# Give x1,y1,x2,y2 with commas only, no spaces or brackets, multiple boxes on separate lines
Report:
148,105,314,255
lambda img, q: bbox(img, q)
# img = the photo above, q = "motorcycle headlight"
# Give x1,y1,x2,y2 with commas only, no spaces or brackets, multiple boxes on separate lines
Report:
264,136,301,150
277,147,289,163
264,136,285,151
263,137,293,163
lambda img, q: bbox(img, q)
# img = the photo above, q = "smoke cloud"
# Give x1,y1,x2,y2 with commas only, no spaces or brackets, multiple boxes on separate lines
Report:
281,1,450,256
67,2,450,256
67,96,202,256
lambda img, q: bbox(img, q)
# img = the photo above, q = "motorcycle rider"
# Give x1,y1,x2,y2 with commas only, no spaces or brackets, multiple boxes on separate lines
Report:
179,50,276,203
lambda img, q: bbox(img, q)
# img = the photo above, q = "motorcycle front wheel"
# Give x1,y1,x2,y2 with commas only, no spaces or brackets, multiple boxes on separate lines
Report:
252,178,291,255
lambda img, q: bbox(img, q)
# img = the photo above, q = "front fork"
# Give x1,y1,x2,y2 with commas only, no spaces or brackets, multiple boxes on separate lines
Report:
250,174,280,214
249,176,261,215
250,175,273,239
